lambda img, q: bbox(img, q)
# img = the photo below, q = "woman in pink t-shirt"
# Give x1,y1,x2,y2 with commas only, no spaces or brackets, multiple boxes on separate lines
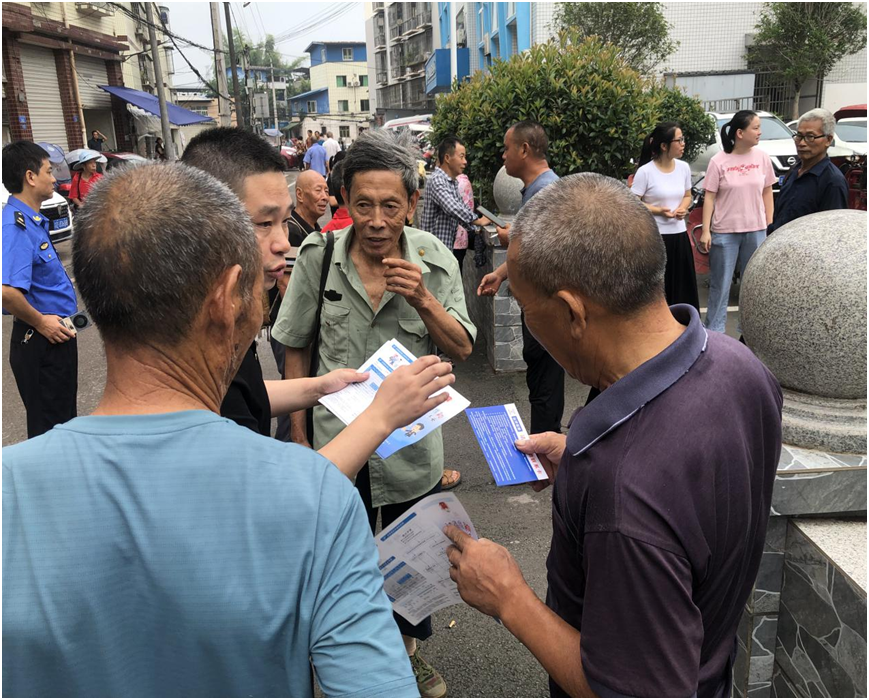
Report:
699,110,775,333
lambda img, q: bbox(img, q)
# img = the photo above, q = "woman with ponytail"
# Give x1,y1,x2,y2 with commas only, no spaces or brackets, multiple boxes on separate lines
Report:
699,110,775,333
631,122,698,309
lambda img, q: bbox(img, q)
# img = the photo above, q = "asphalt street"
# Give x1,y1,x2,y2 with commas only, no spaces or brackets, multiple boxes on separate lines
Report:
1,169,741,697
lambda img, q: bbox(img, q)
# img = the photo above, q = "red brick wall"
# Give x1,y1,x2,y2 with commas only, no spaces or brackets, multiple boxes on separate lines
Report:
2,31,33,142
105,60,132,151
54,49,85,150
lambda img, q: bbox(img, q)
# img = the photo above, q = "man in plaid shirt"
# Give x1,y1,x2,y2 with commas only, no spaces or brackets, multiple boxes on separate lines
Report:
421,136,490,248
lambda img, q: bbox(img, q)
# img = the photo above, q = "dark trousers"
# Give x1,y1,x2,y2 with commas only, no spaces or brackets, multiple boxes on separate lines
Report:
10,320,78,439
521,316,565,434
453,248,466,278
269,333,290,442
355,464,441,641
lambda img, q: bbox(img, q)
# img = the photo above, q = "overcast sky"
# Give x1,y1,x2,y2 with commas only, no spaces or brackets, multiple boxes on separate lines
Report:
164,2,366,88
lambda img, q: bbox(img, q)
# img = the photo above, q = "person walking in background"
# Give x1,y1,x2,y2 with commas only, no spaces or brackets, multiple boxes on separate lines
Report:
327,150,347,215
453,173,474,277
323,131,341,169
154,137,166,161
631,122,699,310
303,137,328,177
322,161,353,234
699,110,775,333
69,152,104,209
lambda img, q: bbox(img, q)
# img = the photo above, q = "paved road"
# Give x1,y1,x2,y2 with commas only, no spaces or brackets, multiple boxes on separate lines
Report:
1,185,742,696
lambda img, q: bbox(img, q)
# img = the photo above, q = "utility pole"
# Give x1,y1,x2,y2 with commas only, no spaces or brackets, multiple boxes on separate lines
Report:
270,60,278,130
145,3,175,160
210,2,231,126
449,1,457,84
224,2,245,128
242,48,255,131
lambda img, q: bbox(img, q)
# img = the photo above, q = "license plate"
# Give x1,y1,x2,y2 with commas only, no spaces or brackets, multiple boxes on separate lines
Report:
778,176,785,187
53,217,69,230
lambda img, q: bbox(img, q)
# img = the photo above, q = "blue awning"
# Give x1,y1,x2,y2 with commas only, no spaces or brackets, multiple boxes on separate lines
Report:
288,86,328,102
98,85,214,126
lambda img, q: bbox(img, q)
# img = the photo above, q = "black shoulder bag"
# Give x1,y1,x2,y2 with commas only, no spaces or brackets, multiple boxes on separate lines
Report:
305,230,335,443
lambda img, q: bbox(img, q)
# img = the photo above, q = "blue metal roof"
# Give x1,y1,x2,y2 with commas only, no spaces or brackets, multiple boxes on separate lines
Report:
98,85,213,126
289,86,329,101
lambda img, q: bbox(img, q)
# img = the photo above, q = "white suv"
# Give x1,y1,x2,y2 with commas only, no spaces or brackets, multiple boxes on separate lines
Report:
690,111,822,193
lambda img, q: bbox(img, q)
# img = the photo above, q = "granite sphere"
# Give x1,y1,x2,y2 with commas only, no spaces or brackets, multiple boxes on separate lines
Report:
493,166,524,215
741,209,867,399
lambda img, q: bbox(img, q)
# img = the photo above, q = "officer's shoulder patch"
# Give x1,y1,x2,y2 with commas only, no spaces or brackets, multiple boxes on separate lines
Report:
14,211,26,228
40,241,49,250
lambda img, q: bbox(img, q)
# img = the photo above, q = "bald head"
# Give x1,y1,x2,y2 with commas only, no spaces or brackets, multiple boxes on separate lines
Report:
295,170,329,224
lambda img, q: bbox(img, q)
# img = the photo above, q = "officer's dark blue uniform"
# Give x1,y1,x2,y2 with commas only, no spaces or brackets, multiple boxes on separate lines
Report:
2,195,78,437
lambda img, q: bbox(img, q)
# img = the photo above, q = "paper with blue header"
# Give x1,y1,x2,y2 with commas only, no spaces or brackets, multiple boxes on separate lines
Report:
465,404,548,486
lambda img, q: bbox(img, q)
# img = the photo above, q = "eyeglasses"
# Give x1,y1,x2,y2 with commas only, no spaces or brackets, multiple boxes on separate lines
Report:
792,132,828,143
670,137,686,143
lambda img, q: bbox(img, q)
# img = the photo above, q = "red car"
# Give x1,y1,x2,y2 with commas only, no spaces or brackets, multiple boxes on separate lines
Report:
280,145,300,170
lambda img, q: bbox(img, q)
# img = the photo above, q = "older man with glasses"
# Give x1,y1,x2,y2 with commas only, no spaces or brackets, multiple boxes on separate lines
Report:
769,108,849,235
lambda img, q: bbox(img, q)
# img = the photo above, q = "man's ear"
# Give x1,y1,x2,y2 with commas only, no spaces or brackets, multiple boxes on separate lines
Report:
24,169,38,188
205,264,244,332
556,289,587,340
406,189,421,222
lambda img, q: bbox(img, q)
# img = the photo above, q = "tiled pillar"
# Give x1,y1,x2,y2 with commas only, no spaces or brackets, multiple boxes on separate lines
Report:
105,60,133,151
2,31,33,142
54,49,85,151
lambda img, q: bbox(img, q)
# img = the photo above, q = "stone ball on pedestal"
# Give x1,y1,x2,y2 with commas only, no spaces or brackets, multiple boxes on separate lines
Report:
740,209,867,453
493,166,524,215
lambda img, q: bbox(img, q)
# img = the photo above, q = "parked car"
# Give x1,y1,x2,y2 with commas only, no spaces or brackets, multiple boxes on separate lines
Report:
1,184,73,244
280,144,300,170
688,111,840,194
103,151,148,170
786,117,867,156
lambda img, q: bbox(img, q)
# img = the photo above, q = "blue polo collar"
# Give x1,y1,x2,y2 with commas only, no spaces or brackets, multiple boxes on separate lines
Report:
794,156,833,178
566,304,708,457
6,195,45,225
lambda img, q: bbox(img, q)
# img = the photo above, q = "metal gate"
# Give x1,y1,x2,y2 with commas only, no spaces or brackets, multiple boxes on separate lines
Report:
75,55,112,109
18,44,69,151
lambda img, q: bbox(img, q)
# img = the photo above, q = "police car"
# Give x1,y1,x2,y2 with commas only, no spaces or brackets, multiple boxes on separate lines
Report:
0,184,73,244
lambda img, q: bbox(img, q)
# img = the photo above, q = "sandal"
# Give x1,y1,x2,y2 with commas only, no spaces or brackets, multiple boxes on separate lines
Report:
441,468,462,490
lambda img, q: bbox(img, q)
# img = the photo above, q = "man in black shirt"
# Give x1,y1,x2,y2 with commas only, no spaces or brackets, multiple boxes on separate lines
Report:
87,130,107,152
182,128,455,475
769,108,849,235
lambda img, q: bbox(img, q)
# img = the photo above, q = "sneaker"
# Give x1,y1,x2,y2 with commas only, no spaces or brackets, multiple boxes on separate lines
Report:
410,648,447,698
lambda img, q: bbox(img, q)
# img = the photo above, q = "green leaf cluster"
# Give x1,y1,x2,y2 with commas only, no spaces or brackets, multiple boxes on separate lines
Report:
430,35,714,205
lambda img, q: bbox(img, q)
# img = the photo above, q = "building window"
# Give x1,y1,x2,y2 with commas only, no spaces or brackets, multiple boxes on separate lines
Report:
340,125,350,138
360,99,370,112
343,47,354,61
307,100,317,113
336,75,347,87
360,75,368,86
321,48,326,62
338,100,350,112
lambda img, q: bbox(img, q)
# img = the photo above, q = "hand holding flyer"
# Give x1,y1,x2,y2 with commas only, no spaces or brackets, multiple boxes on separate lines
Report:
465,404,548,486
318,339,470,459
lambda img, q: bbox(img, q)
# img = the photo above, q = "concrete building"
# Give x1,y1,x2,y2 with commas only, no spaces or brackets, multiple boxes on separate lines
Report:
288,41,370,143
1,2,187,154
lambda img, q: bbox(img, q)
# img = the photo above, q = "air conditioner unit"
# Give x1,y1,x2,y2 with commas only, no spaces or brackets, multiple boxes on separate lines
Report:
349,79,361,87
483,33,491,55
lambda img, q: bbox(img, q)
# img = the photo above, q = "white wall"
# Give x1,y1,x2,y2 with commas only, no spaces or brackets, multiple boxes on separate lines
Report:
822,83,869,113
310,62,371,115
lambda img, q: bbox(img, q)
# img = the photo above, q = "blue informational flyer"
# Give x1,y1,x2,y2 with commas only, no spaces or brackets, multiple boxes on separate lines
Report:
465,403,549,486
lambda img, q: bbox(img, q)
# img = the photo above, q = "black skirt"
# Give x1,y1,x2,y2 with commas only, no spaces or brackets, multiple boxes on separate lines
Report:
662,230,700,311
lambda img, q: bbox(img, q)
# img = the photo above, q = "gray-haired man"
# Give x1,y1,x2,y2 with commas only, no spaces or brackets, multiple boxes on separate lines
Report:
769,108,849,234
274,128,476,698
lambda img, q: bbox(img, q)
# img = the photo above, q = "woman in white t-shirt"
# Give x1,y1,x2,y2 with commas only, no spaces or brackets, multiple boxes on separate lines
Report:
699,110,775,333
631,122,698,309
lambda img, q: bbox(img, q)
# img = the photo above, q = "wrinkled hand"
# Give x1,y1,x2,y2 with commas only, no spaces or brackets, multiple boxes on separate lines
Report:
383,258,429,308
477,271,504,297
38,315,76,344
369,356,455,431
516,432,567,492
495,223,511,247
318,368,370,396
445,525,529,619
698,228,712,254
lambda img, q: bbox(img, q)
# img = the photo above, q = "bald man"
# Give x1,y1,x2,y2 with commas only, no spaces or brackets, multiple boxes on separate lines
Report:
268,169,330,440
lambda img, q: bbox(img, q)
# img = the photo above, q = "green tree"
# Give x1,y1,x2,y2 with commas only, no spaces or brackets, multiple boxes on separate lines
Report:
747,2,867,119
554,2,677,74
430,35,712,205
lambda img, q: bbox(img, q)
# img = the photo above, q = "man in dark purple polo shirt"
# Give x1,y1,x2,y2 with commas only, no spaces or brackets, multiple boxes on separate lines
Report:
446,173,783,697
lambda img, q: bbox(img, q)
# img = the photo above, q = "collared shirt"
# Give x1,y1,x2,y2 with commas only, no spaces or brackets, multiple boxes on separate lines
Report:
520,168,560,206
2,195,77,317
3,411,418,698
420,167,477,247
304,143,328,176
272,225,476,508
323,137,341,160
546,305,782,698
768,156,849,234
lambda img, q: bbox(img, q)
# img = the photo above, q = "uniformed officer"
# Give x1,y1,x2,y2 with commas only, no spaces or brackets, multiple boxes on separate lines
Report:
2,141,78,438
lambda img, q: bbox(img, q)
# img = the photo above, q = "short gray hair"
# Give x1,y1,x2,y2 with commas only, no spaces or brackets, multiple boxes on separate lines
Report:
798,108,836,136
342,128,418,200
511,173,666,314
72,162,260,348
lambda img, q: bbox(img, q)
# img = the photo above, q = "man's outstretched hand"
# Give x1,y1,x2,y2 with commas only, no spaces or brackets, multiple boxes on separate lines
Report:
515,432,566,492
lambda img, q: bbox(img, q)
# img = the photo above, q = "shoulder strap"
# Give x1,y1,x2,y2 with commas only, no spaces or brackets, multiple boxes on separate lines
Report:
308,230,335,377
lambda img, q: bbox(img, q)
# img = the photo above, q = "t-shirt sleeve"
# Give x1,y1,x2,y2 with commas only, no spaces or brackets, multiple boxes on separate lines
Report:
704,158,720,194
682,161,693,192
761,152,777,188
579,531,703,698
2,224,34,293
271,232,324,349
308,472,419,698
629,166,648,197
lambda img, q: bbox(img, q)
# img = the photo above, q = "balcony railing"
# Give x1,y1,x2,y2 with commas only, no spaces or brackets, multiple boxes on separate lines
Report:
374,32,387,47
373,2,384,12
400,10,432,37
390,64,405,80
376,70,388,84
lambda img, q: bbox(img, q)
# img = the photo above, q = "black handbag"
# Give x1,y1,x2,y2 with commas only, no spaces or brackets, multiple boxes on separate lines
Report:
305,230,335,443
